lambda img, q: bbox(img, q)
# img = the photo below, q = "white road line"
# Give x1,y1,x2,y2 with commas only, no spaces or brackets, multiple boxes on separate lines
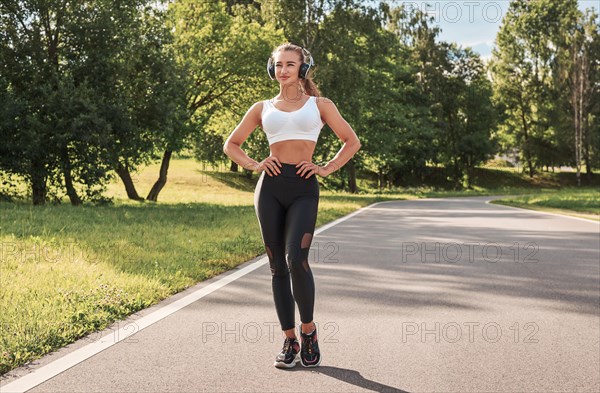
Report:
0,200,390,393
486,198,599,224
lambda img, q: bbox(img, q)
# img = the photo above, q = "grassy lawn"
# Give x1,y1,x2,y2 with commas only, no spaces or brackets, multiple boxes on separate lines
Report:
490,188,600,221
1,158,598,374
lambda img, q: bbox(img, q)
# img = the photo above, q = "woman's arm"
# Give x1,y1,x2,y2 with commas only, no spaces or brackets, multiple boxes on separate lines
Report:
223,102,264,172
224,102,282,176
317,98,361,176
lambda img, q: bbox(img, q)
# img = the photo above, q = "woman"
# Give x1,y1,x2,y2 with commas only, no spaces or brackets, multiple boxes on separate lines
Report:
223,42,361,368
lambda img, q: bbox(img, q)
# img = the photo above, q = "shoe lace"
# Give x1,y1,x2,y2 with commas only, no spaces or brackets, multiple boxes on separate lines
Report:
302,334,314,355
282,337,294,353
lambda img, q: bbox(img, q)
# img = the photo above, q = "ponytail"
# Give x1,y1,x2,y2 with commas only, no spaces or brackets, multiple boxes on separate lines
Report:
302,78,321,97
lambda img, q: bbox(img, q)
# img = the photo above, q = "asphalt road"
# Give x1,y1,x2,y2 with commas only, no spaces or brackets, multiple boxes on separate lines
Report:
2,196,599,393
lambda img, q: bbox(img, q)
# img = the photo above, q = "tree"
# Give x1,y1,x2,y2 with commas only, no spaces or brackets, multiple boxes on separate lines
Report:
1,0,74,204
258,0,327,49
384,4,496,189
155,0,281,201
312,0,394,192
490,0,580,177
456,52,497,187
556,8,599,184
0,0,187,204
439,46,496,188
356,2,435,189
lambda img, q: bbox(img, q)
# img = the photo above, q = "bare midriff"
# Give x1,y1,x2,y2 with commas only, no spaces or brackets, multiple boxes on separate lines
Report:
269,139,317,164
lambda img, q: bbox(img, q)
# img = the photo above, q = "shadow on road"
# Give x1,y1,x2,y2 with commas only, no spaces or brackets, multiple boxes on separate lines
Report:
316,198,600,317
285,365,410,392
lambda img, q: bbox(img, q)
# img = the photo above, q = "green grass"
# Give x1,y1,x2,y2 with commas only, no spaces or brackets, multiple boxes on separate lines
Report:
1,158,598,375
490,188,600,220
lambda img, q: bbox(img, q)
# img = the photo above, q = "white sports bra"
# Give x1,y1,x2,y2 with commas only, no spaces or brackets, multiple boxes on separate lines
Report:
261,96,325,145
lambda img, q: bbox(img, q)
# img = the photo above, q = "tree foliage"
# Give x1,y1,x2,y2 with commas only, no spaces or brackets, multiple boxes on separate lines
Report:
490,0,598,180
0,0,188,204
4,0,594,204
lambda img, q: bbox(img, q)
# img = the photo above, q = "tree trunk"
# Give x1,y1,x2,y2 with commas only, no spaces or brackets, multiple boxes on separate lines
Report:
454,160,462,188
583,104,592,183
31,158,47,206
62,155,82,206
230,161,238,172
526,153,534,177
466,157,473,189
573,44,582,187
116,162,144,201
518,92,535,177
147,150,172,202
347,160,357,193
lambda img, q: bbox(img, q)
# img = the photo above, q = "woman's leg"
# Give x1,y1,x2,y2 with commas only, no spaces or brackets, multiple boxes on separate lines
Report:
254,173,296,333
284,193,319,330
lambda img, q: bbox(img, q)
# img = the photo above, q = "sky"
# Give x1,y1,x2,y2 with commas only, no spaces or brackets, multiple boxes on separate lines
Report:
386,0,599,61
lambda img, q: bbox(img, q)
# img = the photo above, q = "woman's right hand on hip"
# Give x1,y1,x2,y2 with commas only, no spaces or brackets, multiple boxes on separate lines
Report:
257,156,282,176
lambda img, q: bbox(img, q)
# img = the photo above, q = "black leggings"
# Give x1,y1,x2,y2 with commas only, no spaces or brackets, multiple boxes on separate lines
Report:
254,162,320,331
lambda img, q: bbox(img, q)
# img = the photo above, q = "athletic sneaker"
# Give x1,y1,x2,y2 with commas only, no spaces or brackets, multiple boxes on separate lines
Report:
274,337,300,369
299,326,321,367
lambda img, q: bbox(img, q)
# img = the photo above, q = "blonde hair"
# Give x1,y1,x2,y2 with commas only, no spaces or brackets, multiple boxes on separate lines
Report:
271,42,321,97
